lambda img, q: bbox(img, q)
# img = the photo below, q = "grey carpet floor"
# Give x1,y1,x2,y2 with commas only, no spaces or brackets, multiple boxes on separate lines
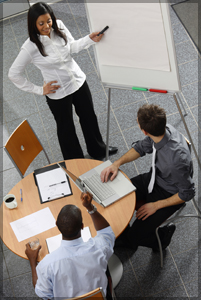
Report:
172,0,199,52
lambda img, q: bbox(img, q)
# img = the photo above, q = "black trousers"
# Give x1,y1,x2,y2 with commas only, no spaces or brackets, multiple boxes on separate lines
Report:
46,81,106,160
126,170,183,249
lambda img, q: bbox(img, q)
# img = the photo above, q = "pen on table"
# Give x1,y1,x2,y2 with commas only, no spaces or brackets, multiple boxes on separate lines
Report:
20,189,23,202
48,193,65,200
49,181,66,187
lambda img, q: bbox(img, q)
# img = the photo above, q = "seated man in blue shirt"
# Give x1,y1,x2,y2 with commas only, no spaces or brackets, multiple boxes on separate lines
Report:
101,104,195,251
25,192,115,299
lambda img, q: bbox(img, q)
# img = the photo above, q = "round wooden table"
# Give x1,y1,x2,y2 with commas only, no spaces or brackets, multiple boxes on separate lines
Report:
1,159,136,261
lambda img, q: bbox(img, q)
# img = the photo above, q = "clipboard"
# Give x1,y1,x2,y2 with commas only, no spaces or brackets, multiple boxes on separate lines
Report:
34,162,72,204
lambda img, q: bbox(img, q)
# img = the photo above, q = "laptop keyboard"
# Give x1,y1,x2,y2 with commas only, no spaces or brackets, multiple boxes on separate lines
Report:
83,173,115,202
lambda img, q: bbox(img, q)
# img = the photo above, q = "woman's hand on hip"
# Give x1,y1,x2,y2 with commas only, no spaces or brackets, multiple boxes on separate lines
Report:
43,81,60,95
89,32,103,43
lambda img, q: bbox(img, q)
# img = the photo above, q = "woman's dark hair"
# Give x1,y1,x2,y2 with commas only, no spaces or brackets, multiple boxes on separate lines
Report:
137,104,166,136
28,2,67,56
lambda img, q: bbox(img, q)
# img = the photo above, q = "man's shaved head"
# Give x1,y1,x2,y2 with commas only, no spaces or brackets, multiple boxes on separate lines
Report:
56,205,83,239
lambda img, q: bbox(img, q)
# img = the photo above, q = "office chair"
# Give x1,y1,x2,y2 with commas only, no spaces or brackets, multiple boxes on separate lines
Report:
155,136,201,267
64,287,106,300
106,264,117,300
4,119,50,178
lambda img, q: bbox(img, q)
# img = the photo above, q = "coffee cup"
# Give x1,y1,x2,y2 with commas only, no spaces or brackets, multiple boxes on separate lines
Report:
3,194,18,209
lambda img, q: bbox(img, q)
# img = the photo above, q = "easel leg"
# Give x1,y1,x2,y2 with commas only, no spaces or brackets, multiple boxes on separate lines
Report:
176,92,187,116
106,88,111,160
173,93,201,170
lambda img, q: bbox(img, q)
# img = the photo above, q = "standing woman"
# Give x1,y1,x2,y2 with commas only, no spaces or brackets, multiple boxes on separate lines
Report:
8,2,118,160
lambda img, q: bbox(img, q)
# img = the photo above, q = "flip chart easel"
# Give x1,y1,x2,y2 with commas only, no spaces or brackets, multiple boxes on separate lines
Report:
85,1,201,169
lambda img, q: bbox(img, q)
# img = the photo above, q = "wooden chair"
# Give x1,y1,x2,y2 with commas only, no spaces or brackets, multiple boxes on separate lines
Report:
64,267,116,300
64,287,106,300
155,136,201,267
4,119,50,178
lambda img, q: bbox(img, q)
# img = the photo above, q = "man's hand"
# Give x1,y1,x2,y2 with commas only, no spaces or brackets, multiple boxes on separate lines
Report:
25,243,41,263
25,243,41,288
136,203,158,221
81,191,93,210
81,192,110,230
43,81,60,95
100,163,119,183
89,32,103,43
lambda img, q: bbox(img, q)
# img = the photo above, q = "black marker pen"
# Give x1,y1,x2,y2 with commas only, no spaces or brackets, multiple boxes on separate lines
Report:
97,26,109,36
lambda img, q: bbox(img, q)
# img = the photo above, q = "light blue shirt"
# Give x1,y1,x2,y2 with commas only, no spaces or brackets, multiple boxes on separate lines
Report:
35,226,115,299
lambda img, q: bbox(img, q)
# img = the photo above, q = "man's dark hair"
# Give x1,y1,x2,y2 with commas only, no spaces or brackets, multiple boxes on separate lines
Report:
57,205,82,239
137,104,166,136
27,2,67,56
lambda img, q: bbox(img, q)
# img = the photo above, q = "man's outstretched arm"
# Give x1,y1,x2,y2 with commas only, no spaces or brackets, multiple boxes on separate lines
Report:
81,192,110,231
101,148,141,183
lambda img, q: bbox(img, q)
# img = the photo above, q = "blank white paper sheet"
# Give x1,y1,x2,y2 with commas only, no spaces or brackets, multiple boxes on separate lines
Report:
88,1,170,72
46,227,91,253
10,207,56,242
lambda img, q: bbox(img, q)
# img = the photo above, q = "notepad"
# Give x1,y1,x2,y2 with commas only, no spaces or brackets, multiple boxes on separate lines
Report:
46,227,91,253
34,162,72,203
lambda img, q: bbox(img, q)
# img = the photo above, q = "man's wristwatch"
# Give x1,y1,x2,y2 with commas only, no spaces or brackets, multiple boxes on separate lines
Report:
87,204,97,214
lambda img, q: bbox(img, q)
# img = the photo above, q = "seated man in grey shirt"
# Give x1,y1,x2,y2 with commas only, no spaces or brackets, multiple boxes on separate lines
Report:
101,104,195,251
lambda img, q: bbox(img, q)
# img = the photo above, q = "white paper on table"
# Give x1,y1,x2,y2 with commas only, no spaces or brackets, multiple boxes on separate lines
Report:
89,2,170,72
10,207,56,242
36,168,72,202
46,227,91,253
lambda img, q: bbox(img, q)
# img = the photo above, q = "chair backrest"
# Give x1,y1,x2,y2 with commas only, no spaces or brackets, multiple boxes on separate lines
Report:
65,287,106,300
4,119,50,178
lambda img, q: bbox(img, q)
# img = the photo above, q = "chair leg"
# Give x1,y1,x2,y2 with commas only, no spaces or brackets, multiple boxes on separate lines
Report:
155,227,164,268
111,286,117,300
106,261,117,300
155,199,201,268
155,204,186,268
192,197,201,216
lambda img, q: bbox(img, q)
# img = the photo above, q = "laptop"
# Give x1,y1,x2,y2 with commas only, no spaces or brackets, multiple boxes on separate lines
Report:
57,160,136,207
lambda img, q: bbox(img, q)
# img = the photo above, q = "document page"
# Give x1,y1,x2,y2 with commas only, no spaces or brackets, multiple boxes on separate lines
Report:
36,167,72,202
10,207,56,242
46,227,91,253
88,1,170,72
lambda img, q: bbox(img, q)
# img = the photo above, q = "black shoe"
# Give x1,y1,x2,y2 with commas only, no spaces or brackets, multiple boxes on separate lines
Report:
162,223,176,249
93,146,118,160
108,146,118,156
152,223,176,252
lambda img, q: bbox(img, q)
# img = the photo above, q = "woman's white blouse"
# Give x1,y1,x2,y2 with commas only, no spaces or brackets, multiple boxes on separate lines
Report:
8,20,95,100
